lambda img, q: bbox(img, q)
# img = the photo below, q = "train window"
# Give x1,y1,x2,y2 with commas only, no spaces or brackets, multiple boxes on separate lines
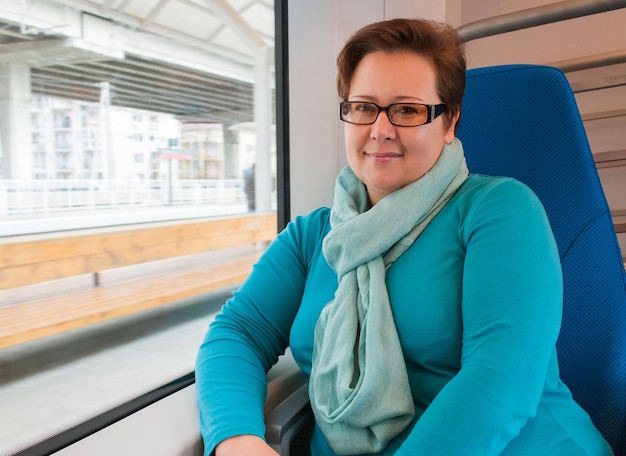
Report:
0,1,278,454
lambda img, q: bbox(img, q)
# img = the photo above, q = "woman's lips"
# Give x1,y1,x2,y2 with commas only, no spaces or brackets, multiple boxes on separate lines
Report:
366,152,401,163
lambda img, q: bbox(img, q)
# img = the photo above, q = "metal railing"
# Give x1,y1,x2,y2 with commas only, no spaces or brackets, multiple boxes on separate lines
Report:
0,178,247,216
456,0,626,43
456,0,626,73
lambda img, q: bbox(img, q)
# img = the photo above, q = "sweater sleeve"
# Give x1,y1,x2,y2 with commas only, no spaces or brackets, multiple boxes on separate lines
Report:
195,208,329,455
397,179,563,455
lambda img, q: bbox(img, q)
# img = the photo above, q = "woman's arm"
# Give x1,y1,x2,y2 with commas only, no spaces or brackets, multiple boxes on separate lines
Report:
398,179,563,455
195,208,329,455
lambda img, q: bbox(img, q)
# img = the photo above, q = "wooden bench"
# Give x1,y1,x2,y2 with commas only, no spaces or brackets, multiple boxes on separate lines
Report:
0,213,276,349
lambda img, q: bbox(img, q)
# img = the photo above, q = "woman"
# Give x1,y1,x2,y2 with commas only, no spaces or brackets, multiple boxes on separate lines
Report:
196,19,612,455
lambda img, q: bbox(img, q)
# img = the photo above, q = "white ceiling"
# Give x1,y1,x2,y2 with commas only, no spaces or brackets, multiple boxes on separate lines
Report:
42,0,275,60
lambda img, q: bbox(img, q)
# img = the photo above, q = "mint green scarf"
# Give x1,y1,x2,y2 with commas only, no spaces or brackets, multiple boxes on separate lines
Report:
309,138,468,455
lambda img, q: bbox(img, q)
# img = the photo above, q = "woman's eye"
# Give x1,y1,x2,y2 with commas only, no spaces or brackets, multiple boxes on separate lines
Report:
355,103,375,112
398,105,419,115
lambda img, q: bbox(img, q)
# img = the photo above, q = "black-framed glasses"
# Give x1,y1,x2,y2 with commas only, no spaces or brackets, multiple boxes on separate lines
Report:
339,101,447,127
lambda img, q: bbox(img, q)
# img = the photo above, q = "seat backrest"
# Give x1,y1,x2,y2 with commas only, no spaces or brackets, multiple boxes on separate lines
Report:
456,64,626,455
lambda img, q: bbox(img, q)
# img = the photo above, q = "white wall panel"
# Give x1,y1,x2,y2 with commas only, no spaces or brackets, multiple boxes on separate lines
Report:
54,385,202,456
385,0,447,21
288,0,381,218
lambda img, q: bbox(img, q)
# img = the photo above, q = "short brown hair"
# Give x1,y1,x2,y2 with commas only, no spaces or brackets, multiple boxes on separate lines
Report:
336,18,466,130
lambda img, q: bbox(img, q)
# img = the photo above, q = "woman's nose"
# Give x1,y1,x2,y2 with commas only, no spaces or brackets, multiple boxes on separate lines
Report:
370,109,396,141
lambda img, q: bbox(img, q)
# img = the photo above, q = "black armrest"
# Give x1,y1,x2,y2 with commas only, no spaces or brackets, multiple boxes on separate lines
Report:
264,351,312,455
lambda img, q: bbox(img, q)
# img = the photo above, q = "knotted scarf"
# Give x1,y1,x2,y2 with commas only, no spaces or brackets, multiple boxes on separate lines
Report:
309,138,468,455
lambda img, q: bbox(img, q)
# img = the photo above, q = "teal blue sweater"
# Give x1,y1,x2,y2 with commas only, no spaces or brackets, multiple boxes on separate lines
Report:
196,174,612,455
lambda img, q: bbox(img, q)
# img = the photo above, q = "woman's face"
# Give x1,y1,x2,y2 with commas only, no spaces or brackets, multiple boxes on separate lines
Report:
345,51,458,205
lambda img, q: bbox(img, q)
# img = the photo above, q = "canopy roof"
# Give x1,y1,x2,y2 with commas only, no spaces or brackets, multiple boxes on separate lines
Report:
0,0,275,123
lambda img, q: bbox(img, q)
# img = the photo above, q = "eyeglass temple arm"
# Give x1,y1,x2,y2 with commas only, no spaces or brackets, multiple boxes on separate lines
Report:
430,104,447,121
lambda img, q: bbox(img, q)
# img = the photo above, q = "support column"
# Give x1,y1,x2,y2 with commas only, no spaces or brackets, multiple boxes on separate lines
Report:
254,45,273,213
99,82,113,180
0,63,32,179
222,124,239,179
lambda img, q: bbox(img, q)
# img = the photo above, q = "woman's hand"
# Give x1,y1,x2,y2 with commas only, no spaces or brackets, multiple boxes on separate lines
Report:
215,435,279,456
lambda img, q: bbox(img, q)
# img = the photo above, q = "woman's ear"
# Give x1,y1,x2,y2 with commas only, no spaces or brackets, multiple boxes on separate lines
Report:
444,111,461,144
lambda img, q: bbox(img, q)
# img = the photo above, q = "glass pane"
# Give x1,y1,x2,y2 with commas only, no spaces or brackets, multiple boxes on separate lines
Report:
0,0,276,453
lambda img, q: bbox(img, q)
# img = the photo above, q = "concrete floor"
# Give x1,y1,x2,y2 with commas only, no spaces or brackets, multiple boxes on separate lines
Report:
0,288,233,456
